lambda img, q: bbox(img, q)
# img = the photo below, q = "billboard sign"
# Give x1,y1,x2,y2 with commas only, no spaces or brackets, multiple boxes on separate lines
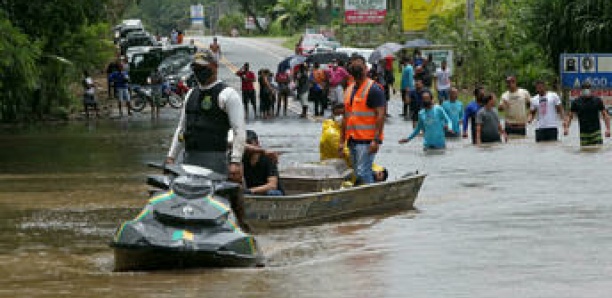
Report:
344,0,387,24
561,53,612,109
190,4,204,25
402,0,443,32
421,49,454,75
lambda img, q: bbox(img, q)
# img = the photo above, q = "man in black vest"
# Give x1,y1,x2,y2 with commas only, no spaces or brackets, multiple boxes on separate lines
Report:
165,49,245,177
165,49,249,229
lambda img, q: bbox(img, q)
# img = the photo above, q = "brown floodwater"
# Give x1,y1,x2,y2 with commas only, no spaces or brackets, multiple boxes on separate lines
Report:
2,35,612,297
1,109,611,298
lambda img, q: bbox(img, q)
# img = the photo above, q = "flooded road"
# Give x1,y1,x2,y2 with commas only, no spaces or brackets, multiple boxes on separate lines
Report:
2,36,612,297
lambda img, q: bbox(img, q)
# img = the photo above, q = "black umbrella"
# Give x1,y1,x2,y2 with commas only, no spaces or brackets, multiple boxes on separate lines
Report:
277,55,294,73
305,52,350,65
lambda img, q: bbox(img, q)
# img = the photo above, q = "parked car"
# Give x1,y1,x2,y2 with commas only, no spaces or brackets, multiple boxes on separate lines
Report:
335,47,375,69
128,45,197,85
296,34,327,55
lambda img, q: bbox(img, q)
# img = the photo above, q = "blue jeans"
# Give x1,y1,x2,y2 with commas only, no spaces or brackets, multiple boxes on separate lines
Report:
349,142,375,185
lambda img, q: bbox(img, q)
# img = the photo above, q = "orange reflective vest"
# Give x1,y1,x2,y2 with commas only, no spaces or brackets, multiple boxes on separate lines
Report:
344,78,383,142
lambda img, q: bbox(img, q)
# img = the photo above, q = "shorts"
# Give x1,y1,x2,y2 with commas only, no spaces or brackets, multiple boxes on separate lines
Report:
504,124,526,136
580,130,603,146
535,128,558,142
117,88,130,102
83,93,97,105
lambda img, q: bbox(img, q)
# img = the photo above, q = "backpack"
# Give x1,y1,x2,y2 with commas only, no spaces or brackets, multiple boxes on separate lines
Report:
275,72,289,84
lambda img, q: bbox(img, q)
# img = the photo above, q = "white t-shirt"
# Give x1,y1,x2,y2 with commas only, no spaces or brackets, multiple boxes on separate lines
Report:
530,91,562,129
435,68,451,90
501,88,531,124
85,77,95,95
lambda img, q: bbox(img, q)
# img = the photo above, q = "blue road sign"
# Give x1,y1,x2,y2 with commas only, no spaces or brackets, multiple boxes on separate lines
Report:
560,53,612,89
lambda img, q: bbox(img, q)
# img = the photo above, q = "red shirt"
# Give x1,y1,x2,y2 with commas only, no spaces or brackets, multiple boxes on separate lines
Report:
236,70,255,91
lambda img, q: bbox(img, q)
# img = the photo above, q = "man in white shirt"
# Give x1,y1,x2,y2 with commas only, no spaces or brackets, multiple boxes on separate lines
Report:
434,60,451,104
499,76,531,136
527,80,564,142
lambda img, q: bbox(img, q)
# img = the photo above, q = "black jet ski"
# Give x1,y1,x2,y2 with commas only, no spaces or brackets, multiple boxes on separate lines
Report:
111,164,264,271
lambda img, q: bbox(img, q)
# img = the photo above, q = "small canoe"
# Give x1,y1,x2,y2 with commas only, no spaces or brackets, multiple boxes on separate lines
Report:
243,173,426,230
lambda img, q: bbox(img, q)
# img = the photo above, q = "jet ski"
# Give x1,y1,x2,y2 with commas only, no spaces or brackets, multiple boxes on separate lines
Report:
111,164,264,271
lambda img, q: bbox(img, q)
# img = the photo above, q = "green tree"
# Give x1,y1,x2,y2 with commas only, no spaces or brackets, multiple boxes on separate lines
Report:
0,14,41,122
527,0,612,70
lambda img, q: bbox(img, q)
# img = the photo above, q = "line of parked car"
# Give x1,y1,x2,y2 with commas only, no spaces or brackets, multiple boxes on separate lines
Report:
113,19,199,111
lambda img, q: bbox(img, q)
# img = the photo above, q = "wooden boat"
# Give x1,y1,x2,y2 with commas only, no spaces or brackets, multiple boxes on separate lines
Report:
243,172,426,230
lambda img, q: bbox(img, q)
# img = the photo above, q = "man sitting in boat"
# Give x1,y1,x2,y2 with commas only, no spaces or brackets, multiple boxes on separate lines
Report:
242,130,285,196
320,103,388,183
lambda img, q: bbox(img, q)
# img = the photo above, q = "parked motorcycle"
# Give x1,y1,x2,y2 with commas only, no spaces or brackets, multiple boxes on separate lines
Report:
130,81,182,112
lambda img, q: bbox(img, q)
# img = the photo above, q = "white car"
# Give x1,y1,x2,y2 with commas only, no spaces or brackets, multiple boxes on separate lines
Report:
335,47,374,69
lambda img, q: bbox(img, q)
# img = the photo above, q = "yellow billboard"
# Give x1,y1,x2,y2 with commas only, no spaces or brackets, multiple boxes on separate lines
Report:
402,0,461,32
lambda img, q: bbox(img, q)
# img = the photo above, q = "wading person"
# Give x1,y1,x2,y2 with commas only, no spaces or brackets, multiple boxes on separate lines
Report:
339,55,386,185
463,86,486,144
499,76,531,136
236,63,256,119
400,57,415,118
407,79,428,128
399,90,452,150
165,50,248,229
434,60,451,104
476,93,507,145
564,82,611,146
527,80,564,142
441,87,463,137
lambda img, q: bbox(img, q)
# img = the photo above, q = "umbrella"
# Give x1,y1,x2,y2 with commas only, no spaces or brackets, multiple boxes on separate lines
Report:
305,52,350,65
289,55,308,69
277,55,293,73
404,38,432,48
368,42,404,64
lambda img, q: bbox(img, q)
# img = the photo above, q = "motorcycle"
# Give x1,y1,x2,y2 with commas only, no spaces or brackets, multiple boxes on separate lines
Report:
110,163,264,271
130,80,183,112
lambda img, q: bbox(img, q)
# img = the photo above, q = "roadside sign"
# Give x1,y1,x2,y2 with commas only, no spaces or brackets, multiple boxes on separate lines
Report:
190,4,204,25
560,53,612,89
560,53,612,110
421,49,453,75
344,0,387,24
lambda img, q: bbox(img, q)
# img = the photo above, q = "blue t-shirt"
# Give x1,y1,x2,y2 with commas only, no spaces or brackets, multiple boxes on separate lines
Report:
110,71,129,88
442,100,464,134
401,65,415,90
462,100,481,134
407,105,452,148
408,88,429,109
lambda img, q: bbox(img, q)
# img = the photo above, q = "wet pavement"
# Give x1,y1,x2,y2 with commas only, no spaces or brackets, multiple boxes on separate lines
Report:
1,36,612,297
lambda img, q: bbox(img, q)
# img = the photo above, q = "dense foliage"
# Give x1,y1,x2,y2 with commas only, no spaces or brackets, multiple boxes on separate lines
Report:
1,0,114,122
426,0,612,94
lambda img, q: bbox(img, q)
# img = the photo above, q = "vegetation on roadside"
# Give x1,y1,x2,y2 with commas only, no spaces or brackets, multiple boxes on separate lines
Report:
1,0,115,122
